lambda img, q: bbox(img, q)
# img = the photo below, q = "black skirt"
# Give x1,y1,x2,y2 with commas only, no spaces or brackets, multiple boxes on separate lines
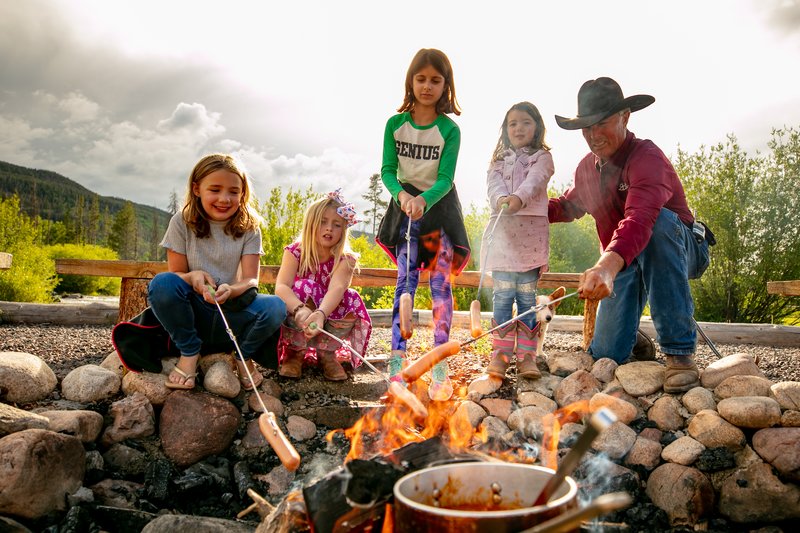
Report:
376,183,471,274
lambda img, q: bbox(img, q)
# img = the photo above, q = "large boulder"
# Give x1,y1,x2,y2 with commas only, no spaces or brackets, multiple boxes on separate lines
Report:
0,429,85,519
0,352,57,403
160,391,241,466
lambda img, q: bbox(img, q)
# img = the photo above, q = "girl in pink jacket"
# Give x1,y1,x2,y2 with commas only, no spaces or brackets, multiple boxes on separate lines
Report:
481,101,554,381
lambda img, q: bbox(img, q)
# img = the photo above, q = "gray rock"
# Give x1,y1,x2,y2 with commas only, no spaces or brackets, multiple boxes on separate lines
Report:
714,375,773,400
615,361,664,396
286,415,316,441
590,420,636,460
101,391,156,446
554,369,600,407
719,462,800,523
717,396,781,429
700,353,764,389
141,513,254,532
454,400,487,429
590,357,618,383
681,386,716,414
61,364,121,402
203,360,240,399
0,402,50,434
546,351,594,377
752,427,800,482
38,409,104,442
160,391,240,466
770,381,800,410
687,409,746,450
661,436,706,466
0,429,85,519
647,463,714,526
648,395,686,432
0,351,57,403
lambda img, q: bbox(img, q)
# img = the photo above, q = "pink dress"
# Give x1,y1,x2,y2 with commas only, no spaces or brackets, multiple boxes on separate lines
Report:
277,242,371,368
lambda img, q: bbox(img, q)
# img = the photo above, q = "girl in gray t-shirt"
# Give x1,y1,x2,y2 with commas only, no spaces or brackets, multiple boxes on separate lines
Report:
148,154,285,390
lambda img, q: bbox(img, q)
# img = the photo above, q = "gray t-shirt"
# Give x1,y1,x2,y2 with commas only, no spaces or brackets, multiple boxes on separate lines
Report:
160,213,263,285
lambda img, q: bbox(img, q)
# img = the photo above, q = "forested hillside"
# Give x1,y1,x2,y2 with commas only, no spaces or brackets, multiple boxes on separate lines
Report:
0,160,171,260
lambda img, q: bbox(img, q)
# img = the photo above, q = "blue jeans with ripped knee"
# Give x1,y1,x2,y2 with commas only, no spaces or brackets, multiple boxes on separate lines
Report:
492,268,540,329
589,208,710,364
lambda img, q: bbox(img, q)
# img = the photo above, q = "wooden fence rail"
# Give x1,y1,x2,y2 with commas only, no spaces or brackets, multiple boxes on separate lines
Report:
51,259,597,348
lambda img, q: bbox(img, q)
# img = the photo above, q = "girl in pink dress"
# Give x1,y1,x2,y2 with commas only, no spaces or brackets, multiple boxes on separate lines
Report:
275,190,371,380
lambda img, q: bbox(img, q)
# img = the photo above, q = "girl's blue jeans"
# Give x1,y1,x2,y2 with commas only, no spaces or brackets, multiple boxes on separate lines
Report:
148,272,286,360
589,208,710,363
492,268,541,329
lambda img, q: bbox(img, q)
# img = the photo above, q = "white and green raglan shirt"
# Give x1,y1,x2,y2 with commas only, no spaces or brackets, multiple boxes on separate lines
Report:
380,112,461,211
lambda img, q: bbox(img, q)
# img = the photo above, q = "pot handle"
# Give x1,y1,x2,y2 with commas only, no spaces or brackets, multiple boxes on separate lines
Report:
519,492,632,533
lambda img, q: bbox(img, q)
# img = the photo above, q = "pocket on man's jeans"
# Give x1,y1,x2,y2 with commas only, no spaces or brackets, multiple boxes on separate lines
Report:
689,240,710,280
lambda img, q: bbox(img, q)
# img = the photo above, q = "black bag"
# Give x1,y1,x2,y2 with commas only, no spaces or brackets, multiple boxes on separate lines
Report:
111,287,279,373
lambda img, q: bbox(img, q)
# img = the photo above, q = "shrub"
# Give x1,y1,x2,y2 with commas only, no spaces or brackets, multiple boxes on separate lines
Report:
47,244,120,295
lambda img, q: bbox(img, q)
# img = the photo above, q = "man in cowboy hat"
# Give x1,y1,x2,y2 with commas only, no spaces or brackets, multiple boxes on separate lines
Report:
549,77,711,393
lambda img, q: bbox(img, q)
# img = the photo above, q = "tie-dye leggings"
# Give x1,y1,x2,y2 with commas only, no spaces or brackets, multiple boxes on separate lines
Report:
391,217,454,352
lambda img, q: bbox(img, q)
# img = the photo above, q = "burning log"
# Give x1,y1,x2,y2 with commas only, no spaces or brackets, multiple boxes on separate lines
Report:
303,438,454,533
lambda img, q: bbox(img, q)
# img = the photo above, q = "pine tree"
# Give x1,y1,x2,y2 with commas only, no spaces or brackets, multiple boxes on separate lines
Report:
361,173,388,237
107,201,138,259
168,189,179,215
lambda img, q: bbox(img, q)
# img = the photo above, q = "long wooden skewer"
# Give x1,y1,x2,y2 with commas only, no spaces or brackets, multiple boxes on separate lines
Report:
400,291,579,384
470,203,507,338
309,323,427,419
208,286,301,471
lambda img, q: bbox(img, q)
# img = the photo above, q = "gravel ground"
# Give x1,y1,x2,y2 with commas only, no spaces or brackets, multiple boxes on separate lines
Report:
2,323,799,384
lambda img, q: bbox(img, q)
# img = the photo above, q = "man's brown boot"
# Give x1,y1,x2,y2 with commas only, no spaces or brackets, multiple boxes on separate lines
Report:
664,355,700,393
515,321,542,379
486,319,516,378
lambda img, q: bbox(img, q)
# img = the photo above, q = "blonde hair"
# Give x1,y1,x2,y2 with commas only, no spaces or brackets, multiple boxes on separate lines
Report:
297,196,359,276
182,153,261,238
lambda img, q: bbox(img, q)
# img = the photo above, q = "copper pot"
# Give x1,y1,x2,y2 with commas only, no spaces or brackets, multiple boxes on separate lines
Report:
393,463,578,533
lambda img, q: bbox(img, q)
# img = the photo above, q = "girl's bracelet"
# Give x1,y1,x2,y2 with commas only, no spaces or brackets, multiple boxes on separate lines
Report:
312,308,327,322
291,303,305,316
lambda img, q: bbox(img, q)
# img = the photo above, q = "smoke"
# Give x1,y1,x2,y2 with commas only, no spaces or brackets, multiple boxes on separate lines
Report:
762,0,800,36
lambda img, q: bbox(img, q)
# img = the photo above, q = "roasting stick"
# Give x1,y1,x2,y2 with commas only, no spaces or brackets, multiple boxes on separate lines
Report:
309,324,428,419
532,407,617,507
207,286,301,472
522,492,632,533
399,217,414,339
400,291,579,384
470,203,507,338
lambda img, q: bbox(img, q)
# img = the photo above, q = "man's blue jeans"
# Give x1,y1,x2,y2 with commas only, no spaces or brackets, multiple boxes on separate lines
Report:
492,268,541,329
589,209,710,363
148,272,286,360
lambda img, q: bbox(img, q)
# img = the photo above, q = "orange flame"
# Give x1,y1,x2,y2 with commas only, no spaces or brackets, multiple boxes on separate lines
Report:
540,399,590,469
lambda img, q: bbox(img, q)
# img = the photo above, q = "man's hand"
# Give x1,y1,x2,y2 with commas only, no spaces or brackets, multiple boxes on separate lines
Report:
578,251,625,300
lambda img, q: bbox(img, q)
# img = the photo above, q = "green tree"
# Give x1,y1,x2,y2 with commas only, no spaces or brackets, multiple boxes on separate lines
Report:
0,195,57,302
676,129,800,324
88,195,100,245
107,201,138,260
168,189,179,215
361,173,388,236
259,186,319,265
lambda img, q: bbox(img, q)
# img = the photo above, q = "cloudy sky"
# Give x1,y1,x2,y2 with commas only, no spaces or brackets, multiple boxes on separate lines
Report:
1,0,799,227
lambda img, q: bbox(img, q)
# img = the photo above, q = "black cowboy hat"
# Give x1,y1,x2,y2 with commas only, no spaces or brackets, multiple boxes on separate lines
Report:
555,77,655,130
